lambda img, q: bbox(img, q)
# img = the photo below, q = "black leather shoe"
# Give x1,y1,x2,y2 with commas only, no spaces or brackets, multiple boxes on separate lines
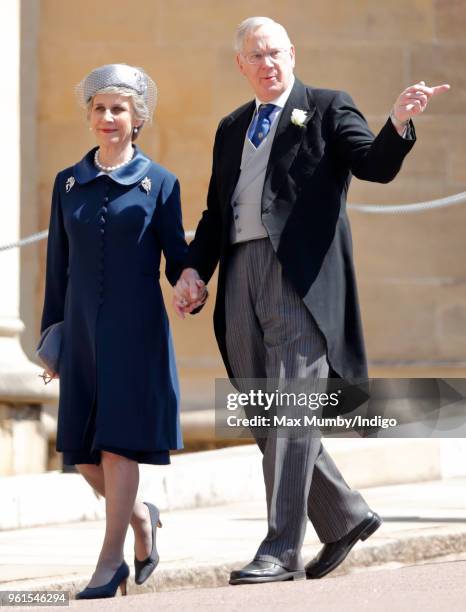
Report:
229,560,306,585
305,511,382,579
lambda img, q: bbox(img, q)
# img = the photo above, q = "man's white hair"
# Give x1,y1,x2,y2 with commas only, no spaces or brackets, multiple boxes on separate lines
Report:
234,16,292,53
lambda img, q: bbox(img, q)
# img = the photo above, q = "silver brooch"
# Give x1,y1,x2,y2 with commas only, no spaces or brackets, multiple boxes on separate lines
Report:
65,176,75,193
141,176,151,195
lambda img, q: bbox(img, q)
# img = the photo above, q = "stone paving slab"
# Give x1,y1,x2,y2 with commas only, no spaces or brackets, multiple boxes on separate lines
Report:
0,477,465,596
3,438,461,531
12,556,466,612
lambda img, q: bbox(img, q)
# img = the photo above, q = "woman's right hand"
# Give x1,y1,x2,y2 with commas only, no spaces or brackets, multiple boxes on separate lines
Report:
39,368,59,384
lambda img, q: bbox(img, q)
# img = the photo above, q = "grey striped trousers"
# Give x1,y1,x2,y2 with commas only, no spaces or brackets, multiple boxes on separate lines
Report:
225,238,370,570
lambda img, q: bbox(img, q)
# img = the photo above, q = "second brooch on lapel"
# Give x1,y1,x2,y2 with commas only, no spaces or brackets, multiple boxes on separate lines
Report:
65,176,75,193
141,176,152,195
290,108,308,128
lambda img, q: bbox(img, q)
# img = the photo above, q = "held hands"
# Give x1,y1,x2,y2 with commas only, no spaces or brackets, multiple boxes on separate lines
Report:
173,268,208,319
391,81,450,129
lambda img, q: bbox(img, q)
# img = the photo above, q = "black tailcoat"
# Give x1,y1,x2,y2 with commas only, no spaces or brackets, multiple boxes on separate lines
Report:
187,78,415,382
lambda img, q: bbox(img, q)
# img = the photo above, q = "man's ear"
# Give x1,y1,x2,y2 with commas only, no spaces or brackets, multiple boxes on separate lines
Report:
236,53,245,76
290,45,296,69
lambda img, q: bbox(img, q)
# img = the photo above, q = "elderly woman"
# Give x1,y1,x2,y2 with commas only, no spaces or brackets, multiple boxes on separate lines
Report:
40,64,201,599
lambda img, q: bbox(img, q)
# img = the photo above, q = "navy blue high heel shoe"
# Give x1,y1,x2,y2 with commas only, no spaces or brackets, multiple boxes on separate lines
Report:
76,560,129,599
134,502,162,585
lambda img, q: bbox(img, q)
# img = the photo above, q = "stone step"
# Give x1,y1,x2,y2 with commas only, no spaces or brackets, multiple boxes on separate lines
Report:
2,438,465,531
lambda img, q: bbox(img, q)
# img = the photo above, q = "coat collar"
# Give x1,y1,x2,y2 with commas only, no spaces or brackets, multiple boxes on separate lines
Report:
73,145,153,185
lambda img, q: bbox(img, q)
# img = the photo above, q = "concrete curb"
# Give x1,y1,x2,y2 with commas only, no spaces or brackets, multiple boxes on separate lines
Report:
2,438,466,531
3,526,466,596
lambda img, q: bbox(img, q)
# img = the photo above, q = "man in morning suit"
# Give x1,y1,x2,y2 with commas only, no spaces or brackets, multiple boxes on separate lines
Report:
173,16,450,584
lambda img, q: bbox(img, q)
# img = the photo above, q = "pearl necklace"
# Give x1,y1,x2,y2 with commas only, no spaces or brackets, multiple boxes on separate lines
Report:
94,149,133,173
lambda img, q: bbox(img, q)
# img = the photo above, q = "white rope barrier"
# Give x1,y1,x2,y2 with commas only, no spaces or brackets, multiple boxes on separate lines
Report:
1,191,465,251
0,229,195,252
0,230,49,252
348,191,466,214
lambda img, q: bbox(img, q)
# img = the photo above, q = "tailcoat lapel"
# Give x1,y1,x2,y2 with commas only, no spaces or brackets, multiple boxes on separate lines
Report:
262,79,316,212
219,102,255,209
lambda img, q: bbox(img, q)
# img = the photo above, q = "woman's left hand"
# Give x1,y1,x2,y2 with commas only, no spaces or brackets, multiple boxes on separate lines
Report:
173,280,208,318
173,269,208,318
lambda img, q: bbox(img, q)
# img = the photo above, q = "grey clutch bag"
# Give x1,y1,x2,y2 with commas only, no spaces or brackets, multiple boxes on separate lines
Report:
36,321,63,374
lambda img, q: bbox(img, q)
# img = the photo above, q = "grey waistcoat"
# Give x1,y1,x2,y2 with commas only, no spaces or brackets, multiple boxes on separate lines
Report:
230,113,280,244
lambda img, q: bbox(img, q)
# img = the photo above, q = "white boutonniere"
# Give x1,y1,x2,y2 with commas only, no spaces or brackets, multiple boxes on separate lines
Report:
141,176,151,195
65,176,75,193
290,108,308,128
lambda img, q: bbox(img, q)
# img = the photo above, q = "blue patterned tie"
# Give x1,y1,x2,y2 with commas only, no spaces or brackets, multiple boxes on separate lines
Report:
248,104,277,147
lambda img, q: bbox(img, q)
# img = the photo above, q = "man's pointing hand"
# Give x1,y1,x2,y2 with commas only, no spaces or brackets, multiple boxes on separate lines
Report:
392,81,450,125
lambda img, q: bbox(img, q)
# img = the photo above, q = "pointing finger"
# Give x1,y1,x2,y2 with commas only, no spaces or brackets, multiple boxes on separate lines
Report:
406,83,450,97
431,84,450,96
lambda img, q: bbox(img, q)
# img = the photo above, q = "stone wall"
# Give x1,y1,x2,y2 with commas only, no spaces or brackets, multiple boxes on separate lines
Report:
22,0,466,373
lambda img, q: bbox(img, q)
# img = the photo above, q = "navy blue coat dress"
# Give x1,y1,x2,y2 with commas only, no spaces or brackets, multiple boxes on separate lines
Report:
40,146,187,465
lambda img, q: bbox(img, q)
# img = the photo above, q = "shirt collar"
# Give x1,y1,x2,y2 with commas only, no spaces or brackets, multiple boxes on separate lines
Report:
254,74,296,111
73,145,153,185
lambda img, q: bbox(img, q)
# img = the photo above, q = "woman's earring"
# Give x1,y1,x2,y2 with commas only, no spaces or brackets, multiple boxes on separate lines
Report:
133,127,139,136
